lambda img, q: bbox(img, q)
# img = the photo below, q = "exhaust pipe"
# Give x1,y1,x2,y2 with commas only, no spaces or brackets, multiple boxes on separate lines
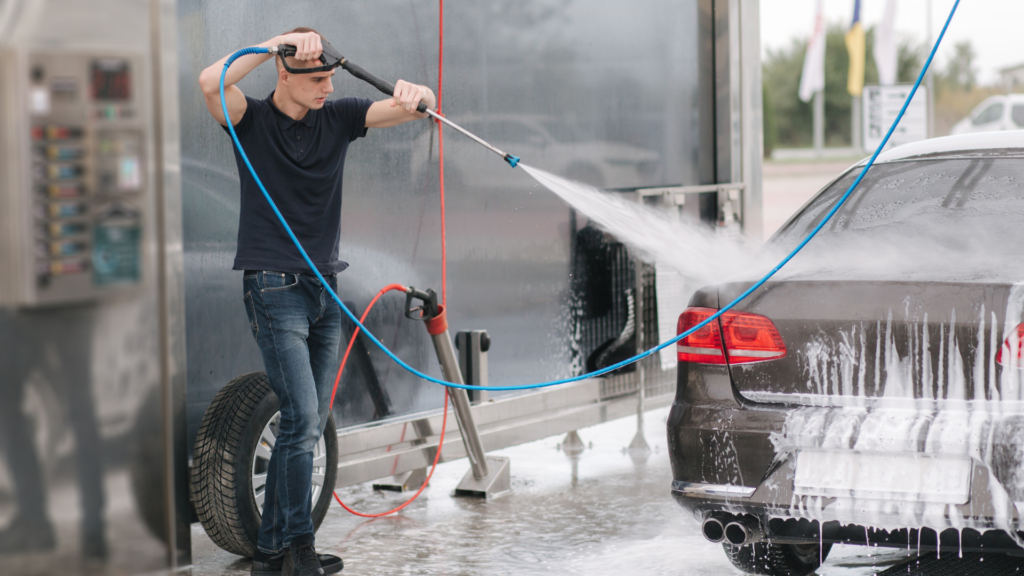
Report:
701,515,727,543
724,516,764,546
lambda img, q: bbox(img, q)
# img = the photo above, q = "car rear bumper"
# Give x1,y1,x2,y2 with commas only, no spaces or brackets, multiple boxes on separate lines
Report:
668,395,1024,552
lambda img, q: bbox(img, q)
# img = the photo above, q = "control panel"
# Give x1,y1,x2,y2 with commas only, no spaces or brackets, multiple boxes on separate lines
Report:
1,50,147,307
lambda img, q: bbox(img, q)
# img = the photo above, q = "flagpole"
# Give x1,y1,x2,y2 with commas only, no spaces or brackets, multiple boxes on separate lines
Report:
814,90,824,157
852,95,862,152
926,0,935,137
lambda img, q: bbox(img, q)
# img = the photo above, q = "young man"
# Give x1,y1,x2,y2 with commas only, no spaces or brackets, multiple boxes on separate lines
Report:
198,28,435,576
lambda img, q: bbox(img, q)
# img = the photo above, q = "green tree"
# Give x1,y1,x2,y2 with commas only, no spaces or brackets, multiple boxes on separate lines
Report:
763,23,924,149
932,40,992,136
937,41,977,92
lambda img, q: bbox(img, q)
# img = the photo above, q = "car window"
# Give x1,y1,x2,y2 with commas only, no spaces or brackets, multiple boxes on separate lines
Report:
972,103,1004,126
1013,104,1024,128
772,157,1024,256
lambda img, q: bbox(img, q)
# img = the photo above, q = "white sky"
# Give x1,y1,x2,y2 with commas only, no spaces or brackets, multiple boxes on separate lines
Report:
761,0,1024,84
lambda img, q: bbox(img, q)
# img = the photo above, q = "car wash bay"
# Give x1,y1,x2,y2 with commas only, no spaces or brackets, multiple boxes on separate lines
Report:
191,407,1024,576
7,0,1024,575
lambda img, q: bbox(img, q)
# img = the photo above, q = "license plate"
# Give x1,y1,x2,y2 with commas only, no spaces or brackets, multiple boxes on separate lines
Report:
794,450,972,504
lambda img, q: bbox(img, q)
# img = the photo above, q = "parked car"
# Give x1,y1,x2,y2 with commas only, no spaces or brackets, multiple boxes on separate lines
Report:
668,130,1024,575
950,94,1024,135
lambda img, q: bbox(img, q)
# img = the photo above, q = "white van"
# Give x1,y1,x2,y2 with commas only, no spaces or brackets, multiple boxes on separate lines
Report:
950,94,1024,134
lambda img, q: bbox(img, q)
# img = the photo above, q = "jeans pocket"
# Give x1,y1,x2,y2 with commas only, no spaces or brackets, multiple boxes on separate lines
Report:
243,291,259,336
262,271,298,292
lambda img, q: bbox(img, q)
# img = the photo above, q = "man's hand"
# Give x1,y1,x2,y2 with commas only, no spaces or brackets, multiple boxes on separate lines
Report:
278,31,323,64
366,81,436,128
390,80,432,113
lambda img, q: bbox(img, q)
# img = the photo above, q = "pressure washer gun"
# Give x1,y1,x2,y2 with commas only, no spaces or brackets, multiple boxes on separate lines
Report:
270,39,520,169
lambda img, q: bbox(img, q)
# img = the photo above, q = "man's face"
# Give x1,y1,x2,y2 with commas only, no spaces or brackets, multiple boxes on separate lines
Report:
280,58,335,110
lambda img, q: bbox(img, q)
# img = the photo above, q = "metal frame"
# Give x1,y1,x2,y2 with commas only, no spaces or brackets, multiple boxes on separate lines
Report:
334,377,673,489
150,0,190,565
712,0,763,241
635,183,746,205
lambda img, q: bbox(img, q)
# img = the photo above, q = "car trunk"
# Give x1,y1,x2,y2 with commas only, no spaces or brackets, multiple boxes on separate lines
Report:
719,279,1024,406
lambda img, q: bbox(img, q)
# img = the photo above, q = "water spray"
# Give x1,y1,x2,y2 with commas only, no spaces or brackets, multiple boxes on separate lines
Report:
270,40,520,168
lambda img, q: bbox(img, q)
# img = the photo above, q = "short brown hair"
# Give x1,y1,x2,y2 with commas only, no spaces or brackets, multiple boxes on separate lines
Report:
283,26,323,38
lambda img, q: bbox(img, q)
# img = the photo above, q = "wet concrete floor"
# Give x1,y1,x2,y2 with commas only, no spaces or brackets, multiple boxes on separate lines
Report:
190,406,1022,575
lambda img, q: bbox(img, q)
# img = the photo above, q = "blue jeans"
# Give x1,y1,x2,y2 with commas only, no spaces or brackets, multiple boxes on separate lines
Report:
242,270,341,553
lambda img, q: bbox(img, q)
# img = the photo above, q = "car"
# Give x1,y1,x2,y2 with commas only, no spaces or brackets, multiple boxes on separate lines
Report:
408,114,661,190
950,94,1024,135
668,130,1024,575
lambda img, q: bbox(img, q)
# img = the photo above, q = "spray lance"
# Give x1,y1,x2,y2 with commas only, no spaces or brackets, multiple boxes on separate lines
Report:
270,39,520,168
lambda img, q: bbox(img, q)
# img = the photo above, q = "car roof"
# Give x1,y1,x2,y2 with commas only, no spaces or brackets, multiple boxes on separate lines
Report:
862,130,1024,165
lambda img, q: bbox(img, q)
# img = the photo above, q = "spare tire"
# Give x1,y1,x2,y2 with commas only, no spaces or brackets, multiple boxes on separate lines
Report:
190,372,338,557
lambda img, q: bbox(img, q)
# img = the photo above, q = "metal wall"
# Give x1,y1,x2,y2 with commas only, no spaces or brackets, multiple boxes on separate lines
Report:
177,0,705,444
0,0,189,572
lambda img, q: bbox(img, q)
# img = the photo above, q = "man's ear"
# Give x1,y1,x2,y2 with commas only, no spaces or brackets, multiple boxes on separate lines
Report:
278,68,289,84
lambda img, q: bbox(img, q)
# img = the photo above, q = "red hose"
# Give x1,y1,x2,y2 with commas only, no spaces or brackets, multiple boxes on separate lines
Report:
328,284,450,518
329,0,449,517
437,0,447,308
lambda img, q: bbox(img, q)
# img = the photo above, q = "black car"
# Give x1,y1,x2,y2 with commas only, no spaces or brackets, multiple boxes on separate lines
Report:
668,131,1024,575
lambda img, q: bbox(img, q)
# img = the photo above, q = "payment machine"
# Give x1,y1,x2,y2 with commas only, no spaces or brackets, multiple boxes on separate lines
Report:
0,49,146,307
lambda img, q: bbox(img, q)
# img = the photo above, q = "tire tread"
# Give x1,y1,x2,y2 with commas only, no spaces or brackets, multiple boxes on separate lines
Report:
190,372,270,557
723,542,832,576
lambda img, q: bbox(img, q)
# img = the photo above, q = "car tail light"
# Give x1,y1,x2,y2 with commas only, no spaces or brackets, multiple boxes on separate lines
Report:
677,307,727,364
996,323,1024,366
677,307,787,365
719,310,787,364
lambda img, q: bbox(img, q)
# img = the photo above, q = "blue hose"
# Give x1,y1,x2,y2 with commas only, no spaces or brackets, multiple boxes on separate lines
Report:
219,0,958,392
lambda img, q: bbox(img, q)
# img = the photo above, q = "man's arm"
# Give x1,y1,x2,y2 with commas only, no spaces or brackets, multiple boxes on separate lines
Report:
365,80,437,129
198,32,324,127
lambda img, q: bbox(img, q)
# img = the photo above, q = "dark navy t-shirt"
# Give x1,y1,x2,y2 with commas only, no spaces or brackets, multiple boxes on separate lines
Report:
223,92,373,274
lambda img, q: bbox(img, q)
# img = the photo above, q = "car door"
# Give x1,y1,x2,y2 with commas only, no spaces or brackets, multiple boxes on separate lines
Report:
968,102,1005,133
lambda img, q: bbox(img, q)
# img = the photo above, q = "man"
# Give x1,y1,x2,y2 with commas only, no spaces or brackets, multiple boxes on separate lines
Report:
198,28,435,576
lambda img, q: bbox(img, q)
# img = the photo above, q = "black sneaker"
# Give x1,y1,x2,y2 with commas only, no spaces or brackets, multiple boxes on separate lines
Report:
252,550,342,576
283,542,344,576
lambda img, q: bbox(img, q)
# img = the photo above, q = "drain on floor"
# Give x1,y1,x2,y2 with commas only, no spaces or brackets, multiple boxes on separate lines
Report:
878,552,1024,575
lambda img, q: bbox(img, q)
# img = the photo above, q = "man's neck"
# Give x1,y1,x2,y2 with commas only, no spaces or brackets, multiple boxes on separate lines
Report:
272,88,310,122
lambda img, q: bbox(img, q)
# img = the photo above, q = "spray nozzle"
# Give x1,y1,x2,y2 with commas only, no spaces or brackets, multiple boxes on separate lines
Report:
504,154,520,168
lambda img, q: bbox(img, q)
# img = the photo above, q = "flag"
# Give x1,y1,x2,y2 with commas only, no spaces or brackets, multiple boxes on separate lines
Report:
846,0,866,97
799,0,827,103
874,0,898,85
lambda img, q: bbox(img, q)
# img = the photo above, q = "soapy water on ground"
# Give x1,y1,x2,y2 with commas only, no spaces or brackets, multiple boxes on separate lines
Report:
192,407,926,576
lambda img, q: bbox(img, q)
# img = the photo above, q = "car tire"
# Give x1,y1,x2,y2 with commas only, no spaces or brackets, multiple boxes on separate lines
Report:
190,372,338,557
722,542,831,576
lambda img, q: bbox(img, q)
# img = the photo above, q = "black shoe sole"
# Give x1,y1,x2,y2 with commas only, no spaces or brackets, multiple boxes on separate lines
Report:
253,555,342,576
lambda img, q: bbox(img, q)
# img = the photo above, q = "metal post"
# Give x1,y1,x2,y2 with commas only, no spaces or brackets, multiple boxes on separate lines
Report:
925,0,934,137
628,212,651,455
852,96,863,152
813,90,824,157
456,330,490,404
430,330,490,480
